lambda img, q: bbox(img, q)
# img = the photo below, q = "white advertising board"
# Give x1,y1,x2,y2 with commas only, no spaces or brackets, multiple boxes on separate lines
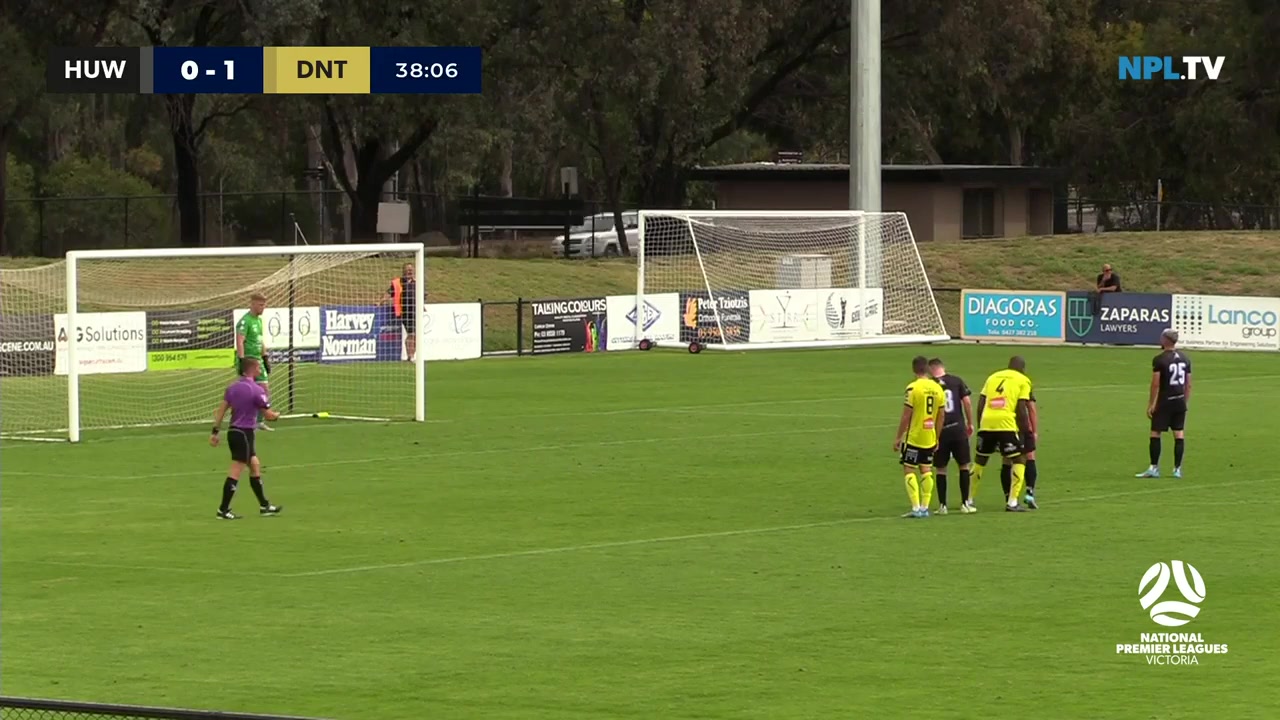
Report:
1172,294,1280,351
54,311,148,375
748,288,885,344
605,293,680,350
233,306,321,350
420,303,483,361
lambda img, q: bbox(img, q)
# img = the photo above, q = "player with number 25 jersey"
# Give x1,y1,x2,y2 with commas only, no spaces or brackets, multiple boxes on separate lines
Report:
1137,329,1191,479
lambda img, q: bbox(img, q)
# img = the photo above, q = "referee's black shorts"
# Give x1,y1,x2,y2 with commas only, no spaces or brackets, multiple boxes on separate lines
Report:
228,427,256,463
933,425,972,468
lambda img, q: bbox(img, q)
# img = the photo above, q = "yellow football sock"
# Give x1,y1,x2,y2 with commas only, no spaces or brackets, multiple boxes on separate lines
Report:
1009,463,1026,505
971,463,984,501
904,473,921,508
919,471,935,508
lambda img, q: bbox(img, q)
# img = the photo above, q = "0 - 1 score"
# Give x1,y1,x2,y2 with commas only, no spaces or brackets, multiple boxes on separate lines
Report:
181,60,236,80
395,62,458,79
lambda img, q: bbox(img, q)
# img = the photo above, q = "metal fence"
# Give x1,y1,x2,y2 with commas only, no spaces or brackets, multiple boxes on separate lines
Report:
2,190,636,258
1062,197,1280,232
0,697,330,720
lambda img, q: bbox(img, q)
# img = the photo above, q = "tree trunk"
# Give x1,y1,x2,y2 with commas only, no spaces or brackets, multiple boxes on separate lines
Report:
350,180,384,239
0,125,9,255
605,173,630,256
635,159,687,208
167,96,203,247
1008,122,1025,165
500,140,514,197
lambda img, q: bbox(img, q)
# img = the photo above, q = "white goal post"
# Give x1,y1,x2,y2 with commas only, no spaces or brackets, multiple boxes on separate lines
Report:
0,243,425,442
635,210,949,351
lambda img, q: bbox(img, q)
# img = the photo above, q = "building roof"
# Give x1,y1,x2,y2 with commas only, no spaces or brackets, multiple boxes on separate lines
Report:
688,162,1065,184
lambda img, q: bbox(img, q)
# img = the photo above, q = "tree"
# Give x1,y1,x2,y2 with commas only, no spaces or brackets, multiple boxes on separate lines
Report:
122,0,314,246
0,0,115,253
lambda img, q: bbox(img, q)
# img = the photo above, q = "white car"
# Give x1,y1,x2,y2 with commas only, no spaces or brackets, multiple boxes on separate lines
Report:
553,211,638,258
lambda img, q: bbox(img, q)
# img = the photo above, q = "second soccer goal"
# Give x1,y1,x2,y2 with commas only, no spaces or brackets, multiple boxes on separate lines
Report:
0,243,425,443
635,210,948,351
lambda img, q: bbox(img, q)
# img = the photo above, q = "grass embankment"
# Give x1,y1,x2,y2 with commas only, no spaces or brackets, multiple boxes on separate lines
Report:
917,231,1280,336
6,231,1278,348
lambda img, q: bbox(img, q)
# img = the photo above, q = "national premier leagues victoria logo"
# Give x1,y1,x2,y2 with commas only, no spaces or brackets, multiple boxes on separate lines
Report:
1115,560,1228,665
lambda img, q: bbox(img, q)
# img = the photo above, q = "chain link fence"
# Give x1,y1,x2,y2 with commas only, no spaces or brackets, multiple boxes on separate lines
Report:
1062,196,1280,232
2,191,635,258
0,697,329,720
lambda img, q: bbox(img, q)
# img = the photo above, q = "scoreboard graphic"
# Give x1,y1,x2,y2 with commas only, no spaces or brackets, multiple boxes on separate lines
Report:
47,46,482,94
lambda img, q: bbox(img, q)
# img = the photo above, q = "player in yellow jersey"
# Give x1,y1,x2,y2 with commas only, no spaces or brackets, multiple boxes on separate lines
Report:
970,356,1034,513
894,356,947,518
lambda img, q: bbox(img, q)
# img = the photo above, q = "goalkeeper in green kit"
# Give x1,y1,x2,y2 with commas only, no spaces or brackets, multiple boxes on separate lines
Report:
236,292,273,431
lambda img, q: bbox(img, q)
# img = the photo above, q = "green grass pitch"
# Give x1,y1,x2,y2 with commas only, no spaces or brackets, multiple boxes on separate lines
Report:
2,344,1279,719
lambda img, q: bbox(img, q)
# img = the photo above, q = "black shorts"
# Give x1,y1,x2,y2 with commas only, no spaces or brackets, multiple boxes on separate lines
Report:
1152,401,1187,432
401,314,415,334
933,427,972,467
900,443,936,467
228,427,257,463
975,430,1024,458
1022,432,1037,453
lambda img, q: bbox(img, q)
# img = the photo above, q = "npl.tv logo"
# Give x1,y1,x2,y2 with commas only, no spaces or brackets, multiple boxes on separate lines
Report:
1119,56,1224,81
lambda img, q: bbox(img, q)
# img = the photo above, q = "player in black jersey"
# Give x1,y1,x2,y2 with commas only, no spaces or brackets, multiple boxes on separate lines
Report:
928,358,974,514
1136,329,1191,479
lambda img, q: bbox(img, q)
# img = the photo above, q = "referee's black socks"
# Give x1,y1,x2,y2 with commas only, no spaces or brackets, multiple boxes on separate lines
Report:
1000,465,1013,499
249,476,270,507
1026,460,1038,492
936,474,948,507
1149,437,1161,466
959,468,971,504
220,478,238,513
1174,438,1185,468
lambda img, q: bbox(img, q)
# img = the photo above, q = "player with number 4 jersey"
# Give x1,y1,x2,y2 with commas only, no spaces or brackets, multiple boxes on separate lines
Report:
1137,329,1191,478
972,357,1034,513
895,356,947,519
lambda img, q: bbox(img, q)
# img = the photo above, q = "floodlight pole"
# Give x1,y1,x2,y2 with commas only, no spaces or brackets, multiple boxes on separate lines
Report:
849,0,881,213
850,0,882,287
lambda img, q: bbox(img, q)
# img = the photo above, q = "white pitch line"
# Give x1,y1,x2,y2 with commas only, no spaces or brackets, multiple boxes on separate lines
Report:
2,422,899,480
4,374,1273,450
280,479,1232,578
4,479,1241,579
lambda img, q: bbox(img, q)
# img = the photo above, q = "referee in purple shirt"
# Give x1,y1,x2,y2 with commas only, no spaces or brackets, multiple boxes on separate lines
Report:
210,357,283,520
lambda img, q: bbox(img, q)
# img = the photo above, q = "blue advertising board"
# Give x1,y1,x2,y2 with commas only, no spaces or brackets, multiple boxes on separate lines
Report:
1065,292,1172,346
319,305,402,362
961,290,1065,343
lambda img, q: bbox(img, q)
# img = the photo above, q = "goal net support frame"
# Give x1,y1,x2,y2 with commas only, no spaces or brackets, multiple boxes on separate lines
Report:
4,243,425,443
635,210,949,351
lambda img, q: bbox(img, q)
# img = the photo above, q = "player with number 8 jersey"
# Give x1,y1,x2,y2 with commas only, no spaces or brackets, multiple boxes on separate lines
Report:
895,356,947,518
1137,329,1191,478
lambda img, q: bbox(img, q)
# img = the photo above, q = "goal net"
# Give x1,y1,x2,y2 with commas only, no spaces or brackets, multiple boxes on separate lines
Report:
636,210,948,350
1,243,425,442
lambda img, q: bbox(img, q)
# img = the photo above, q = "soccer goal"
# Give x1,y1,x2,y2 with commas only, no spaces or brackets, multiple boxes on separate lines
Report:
0,243,425,442
636,210,948,351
